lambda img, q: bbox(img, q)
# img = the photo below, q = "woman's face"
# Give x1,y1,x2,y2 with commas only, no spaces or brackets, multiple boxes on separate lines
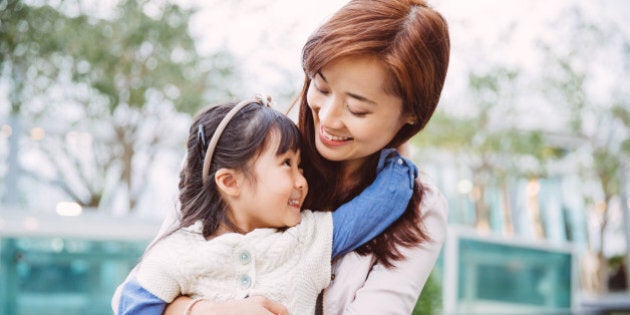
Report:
306,55,414,171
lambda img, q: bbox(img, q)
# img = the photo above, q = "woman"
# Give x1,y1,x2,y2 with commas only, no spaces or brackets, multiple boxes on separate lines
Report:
117,0,450,313
294,0,449,313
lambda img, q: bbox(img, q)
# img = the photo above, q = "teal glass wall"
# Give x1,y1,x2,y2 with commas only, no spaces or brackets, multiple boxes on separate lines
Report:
456,238,572,312
0,237,147,315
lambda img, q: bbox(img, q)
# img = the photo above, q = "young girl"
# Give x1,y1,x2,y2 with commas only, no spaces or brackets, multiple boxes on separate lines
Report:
117,97,418,314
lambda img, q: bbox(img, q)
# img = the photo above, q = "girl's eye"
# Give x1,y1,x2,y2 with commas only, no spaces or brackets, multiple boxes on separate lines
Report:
283,159,292,166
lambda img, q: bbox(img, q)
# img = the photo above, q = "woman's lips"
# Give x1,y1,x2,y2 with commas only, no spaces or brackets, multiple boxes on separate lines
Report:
319,126,352,146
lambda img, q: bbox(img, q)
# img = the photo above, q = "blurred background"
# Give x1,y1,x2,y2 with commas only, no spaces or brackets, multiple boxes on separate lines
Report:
0,0,628,314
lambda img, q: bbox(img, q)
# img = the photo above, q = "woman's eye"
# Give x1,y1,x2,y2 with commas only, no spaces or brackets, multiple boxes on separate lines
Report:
347,104,368,117
315,85,329,95
283,159,292,166
313,79,330,95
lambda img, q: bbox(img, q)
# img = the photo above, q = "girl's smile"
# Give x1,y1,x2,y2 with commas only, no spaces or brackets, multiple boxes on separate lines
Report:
230,130,308,232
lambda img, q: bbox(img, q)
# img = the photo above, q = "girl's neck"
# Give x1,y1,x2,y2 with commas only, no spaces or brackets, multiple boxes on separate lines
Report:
205,224,232,240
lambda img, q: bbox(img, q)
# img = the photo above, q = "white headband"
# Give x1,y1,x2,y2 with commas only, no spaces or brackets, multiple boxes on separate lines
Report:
201,94,273,185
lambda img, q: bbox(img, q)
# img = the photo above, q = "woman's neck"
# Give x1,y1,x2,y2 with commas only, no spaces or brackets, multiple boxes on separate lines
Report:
339,158,368,192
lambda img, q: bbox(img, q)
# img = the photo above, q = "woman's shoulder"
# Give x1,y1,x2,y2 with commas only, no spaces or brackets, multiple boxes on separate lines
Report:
418,178,449,216
416,177,449,244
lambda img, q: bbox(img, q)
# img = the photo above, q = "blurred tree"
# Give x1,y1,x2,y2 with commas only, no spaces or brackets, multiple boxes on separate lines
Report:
414,65,559,235
1,0,238,212
0,0,66,206
538,5,630,293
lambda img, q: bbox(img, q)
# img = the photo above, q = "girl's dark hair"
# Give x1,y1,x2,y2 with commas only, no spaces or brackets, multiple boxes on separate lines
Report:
167,101,300,240
297,0,450,267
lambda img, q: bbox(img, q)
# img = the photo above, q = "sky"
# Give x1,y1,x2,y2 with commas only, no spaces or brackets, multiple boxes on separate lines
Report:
184,0,629,109
25,0,627,115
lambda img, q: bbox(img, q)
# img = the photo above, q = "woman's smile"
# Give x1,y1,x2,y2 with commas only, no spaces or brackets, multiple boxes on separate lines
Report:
319,126,353,146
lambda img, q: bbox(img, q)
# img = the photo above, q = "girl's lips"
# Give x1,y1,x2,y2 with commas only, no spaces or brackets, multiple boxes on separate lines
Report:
288,199,301,209
319,126,352,147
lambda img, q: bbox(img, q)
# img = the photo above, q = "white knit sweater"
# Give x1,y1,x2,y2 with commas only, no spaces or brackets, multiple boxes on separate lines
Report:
136,210,333,315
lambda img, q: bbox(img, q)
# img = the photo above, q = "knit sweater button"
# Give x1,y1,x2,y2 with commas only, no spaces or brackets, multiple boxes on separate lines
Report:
240,274,252,288
239,250,251,265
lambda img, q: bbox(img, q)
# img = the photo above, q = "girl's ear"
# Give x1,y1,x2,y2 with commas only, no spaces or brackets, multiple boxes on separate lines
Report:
215,168,242,197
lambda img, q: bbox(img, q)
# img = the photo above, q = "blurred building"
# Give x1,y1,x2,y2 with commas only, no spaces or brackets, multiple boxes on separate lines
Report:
0,210,158,315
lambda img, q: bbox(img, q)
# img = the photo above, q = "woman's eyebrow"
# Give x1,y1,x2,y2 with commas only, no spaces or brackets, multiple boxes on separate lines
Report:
317,71,375,105
316,71,327,82
348,92,376,106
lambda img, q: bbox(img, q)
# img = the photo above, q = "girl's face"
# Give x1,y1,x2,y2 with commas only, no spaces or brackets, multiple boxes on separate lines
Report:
306,55,414,173
236,131,307,231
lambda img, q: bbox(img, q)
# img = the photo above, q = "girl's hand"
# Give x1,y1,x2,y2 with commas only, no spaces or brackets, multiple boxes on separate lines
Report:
166,295,288,315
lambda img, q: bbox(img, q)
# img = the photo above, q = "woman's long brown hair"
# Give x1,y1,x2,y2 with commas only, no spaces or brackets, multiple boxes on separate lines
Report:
297,0,450,267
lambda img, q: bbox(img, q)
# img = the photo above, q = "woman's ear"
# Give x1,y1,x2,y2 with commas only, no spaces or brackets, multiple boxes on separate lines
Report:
215,168,242,197
404,112,417,125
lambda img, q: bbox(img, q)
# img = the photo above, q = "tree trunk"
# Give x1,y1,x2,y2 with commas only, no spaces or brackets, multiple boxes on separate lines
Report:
122,140,134,212
501,180,514,236
596,196,611,293
623,167,630,291
474,184,490,231
527,179,546,239
596,251,609,294
3,110,21,207
3,64,26,207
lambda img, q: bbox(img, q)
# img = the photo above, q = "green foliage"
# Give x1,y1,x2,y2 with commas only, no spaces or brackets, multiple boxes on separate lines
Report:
412,270,442,315
0,0,239,211
62,0,212,114
537,4,629,292
539,5,629,197
413,64,560,228
414,65,557,178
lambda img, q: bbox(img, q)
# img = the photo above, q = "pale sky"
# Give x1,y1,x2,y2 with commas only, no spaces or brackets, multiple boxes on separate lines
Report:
185,0,629,111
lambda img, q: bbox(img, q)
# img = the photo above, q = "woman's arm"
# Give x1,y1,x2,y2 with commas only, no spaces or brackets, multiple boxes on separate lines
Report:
334,181,448,314
164,296,289,315
330,149,417,258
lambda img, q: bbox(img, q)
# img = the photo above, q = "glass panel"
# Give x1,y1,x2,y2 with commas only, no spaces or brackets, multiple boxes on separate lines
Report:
457,238,572,312
0,237,148,315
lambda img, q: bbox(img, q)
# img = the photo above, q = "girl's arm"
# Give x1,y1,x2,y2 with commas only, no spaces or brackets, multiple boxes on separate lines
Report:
118,277,167,315
331,148,417,258
339,181,448,314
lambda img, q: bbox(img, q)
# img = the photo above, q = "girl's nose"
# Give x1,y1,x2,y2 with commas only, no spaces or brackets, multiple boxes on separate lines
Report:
295,172,307,191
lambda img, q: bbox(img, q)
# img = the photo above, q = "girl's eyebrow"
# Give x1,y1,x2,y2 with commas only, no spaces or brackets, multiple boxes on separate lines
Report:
316,71,376,106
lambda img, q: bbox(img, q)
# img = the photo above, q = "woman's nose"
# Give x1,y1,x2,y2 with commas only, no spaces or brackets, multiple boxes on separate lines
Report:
318,98,343,129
